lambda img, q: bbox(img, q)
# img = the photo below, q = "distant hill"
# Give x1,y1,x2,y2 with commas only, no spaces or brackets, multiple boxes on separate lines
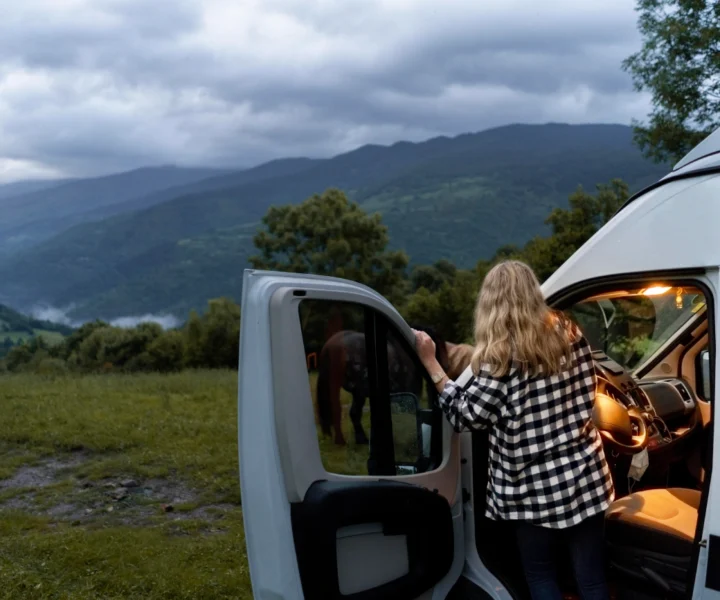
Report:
63,157,323,225
0,179,71,200
0,166,232,255
0,123,671,319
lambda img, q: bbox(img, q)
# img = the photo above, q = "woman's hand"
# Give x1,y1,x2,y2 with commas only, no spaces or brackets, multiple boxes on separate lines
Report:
413,329,436,365
413,329,449,393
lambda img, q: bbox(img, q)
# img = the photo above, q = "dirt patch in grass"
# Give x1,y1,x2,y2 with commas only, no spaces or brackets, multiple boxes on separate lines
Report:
0,453,88,491
0,452,237,528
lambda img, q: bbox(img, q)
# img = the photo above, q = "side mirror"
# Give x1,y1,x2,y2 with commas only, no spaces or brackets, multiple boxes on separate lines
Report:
389,392,425,475
699,349,712,402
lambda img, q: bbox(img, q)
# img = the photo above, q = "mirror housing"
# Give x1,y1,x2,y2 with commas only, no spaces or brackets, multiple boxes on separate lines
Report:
389,392,424,474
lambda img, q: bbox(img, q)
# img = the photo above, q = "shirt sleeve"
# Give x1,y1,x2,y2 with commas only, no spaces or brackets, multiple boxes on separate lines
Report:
437,373,508,433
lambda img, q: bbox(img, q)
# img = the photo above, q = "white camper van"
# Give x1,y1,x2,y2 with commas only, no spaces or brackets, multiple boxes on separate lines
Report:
237,128,720,600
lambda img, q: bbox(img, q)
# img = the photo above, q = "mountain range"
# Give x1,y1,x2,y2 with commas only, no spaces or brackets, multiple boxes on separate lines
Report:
0,123,671,321
0,166,230,255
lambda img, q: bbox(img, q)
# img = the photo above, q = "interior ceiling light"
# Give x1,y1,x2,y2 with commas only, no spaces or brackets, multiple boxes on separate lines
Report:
641,286,672,296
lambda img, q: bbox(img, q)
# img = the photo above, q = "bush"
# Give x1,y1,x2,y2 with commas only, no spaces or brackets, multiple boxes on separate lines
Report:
146,330,187,372
34,357,69,376
1,297,239,374
5,344,34,372
185,298,240,369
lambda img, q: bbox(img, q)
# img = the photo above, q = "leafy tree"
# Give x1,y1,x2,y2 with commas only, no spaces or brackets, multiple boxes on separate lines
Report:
403,269,479,343
146,330,187,372
126,329,187,373
74,327,133,371
62,320,110,361
5,343,34,372
199,298,241,369
623,0,720,162
250,188,409,303
410,259,458,293
520,179,630,280
184,298,240,369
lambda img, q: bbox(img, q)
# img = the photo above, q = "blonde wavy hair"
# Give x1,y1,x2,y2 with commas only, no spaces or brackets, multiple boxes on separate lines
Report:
471,260,577,377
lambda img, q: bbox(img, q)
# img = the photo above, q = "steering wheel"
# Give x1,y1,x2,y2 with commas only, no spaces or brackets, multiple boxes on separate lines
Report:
592,376,648,455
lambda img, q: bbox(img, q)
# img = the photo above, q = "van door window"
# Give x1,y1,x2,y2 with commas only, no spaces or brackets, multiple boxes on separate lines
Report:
298,298,441,476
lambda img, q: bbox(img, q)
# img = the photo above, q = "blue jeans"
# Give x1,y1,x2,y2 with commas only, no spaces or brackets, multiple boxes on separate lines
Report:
514,513,609,600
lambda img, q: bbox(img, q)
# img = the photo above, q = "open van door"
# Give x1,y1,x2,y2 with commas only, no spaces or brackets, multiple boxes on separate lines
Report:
238,270,465,600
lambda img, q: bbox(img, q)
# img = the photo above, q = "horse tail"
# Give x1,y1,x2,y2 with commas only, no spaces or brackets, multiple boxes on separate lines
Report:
316,346,333,437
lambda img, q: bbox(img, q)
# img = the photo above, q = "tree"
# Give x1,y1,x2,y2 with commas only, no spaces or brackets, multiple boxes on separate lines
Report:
403,269,479,343
62,320,110,361
184,298,240,369
623,0,720,163
520,179,630,280
410,259,458,293
250,189,409,303
144,330,187,372
199,298,241,369
5,343,33,372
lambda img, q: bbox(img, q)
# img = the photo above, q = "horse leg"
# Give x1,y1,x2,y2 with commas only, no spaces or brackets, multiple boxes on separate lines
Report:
350,393,369,445
332,390,346,446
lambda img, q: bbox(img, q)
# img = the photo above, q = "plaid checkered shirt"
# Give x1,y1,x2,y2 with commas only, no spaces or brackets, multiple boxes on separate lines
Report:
439,331,615,529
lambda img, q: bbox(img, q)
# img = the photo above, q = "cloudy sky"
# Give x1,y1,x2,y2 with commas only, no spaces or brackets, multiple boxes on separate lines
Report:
0,0,648,183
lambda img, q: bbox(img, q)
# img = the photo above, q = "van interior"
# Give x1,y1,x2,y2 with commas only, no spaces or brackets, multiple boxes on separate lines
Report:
473,281,713,600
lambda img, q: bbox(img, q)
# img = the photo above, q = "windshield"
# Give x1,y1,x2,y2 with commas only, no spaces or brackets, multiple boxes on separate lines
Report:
565,285,706,372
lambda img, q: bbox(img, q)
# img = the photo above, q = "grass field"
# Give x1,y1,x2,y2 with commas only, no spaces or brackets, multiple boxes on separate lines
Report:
0,370,382,599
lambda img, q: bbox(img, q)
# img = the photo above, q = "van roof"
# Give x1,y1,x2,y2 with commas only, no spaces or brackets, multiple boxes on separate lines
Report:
674,127,720,170
615,126,720,216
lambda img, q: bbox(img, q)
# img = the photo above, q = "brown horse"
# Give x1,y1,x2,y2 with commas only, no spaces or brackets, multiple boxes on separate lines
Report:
446,341,474,379
315,325,451,446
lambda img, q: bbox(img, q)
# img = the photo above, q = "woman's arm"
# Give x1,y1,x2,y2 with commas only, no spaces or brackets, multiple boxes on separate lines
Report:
413,341,506,433
420,355,450,394
436,374,507,433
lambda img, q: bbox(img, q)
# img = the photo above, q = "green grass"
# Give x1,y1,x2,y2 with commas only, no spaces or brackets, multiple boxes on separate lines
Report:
307,372,373,475
0,512,248,600
0,371,240,500
0,371,250,599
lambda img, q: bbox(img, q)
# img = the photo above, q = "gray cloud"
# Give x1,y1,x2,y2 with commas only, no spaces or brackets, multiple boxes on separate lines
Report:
0,0,649,182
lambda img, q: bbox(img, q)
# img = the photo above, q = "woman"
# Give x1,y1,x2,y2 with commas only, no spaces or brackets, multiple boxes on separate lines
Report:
414,260,614,600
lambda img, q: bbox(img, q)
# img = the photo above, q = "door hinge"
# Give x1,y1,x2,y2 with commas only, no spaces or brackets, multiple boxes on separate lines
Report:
462,488,471,504
706,535,720,592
